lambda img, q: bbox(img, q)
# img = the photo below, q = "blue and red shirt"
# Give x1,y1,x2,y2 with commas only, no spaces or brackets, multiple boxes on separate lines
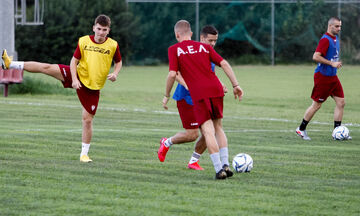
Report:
314,33,340,77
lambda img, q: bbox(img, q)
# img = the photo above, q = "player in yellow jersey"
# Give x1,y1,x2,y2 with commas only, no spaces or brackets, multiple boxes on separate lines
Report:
2,15,122,163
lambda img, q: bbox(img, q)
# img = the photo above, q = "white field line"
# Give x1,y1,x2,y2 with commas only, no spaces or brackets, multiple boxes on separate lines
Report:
1,100,360,128
8,128,329,133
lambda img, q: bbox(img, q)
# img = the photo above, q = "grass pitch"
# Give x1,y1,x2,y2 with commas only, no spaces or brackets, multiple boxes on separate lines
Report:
0,65,359,215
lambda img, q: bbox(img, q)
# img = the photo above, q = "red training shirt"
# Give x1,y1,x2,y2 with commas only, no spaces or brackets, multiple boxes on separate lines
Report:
168,40,224,101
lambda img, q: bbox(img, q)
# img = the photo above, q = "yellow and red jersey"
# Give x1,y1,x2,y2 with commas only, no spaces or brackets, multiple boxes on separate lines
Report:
73,35,121,90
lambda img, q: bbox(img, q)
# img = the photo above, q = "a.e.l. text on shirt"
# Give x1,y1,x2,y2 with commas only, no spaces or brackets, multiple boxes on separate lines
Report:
168,40,224,101
74,35,121,90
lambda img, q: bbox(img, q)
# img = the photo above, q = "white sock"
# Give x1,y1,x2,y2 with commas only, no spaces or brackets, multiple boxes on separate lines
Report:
9,61,24,70
164,137,173,147
219,147,229,167
210,152,222,173
80,143,90,156
189,152,201,164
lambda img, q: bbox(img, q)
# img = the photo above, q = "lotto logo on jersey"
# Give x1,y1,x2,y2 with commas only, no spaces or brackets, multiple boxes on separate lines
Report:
84,45,111,55
177,45,209,57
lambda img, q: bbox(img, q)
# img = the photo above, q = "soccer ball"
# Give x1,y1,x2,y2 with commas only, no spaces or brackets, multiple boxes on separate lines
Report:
332,126,350,140
232,153,253,173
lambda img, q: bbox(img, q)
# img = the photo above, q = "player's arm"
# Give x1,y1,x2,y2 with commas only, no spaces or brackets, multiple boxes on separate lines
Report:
70,56,81,89
107,60,122,82
163,70,177,110
175,72,188,90
313,52,342,69
107,45,122,82
220,59,243,101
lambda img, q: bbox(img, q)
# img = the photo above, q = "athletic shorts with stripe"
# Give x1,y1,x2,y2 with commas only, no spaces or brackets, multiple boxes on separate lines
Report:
311,72,344,103
58,64,100,115
193,96,224,126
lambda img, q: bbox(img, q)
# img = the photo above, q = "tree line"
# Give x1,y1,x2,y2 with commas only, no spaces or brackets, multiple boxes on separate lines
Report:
15,0,360,65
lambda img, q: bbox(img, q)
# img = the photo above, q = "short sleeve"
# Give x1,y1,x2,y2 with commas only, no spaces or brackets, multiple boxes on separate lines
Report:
168,46,178,72
73,44,81,59
315,37,329,57
113,44,122,63
208,45,223,66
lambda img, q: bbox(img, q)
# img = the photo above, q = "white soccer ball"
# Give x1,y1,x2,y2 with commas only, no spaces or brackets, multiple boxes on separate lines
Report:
232,153,253,173
332,126,350,140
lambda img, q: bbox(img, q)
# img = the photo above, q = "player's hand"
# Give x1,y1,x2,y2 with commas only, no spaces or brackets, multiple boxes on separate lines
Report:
331,61,342,69
72,79,82,89
162,96,170,110
107,73,118,82
233,86,244,101
222,82,228,94
184,84,189,90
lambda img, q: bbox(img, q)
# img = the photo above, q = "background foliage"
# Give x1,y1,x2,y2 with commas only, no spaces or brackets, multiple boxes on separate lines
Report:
15,0,360,65
15,0,138,65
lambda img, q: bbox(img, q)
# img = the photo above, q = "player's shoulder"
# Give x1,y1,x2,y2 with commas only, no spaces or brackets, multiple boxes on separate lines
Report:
79,35,90,41
320,35,330,41
168,43,180,52
106,37,118,45
186,40,210,48
78,35,94,46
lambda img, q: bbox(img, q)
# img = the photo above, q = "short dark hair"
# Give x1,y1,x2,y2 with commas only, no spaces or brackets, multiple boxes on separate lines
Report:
200,25,218,37
328,17,341,25
95,14,111,27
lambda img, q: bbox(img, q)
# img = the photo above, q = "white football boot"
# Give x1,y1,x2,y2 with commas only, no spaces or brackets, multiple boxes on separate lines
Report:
296,127,311,140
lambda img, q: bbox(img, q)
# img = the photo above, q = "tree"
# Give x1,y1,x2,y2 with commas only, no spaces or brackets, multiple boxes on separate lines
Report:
15,0,138,65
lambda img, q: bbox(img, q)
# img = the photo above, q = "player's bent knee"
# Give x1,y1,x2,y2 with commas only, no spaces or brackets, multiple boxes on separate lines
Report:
186,129,199,142
312,103,322,111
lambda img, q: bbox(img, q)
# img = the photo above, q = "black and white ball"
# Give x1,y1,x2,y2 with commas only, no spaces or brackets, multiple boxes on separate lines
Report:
332,126,350,140
232,153,253,173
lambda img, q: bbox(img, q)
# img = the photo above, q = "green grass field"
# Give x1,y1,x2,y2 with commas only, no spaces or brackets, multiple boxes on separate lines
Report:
1,65,359,215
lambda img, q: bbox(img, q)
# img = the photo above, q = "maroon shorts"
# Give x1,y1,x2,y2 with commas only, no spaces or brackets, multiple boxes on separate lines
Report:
177,99,199,129
58,64,100,115
58,64,73,88
311,72,344,103
193,97,224,126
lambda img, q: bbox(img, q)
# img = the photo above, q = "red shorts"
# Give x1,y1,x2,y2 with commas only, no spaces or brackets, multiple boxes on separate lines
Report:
311,72,344,103
177,99,199,129
193,97,223,126
58,64,100,115
58,64,73,88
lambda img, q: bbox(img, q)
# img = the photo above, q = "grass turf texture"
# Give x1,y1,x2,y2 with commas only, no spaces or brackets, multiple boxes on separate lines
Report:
1,65,359,215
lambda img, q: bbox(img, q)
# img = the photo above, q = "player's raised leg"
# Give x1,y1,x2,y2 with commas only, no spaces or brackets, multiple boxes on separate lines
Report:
24,62,65,81
2,49,64,81
80,108,94,163
158,129,198,162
